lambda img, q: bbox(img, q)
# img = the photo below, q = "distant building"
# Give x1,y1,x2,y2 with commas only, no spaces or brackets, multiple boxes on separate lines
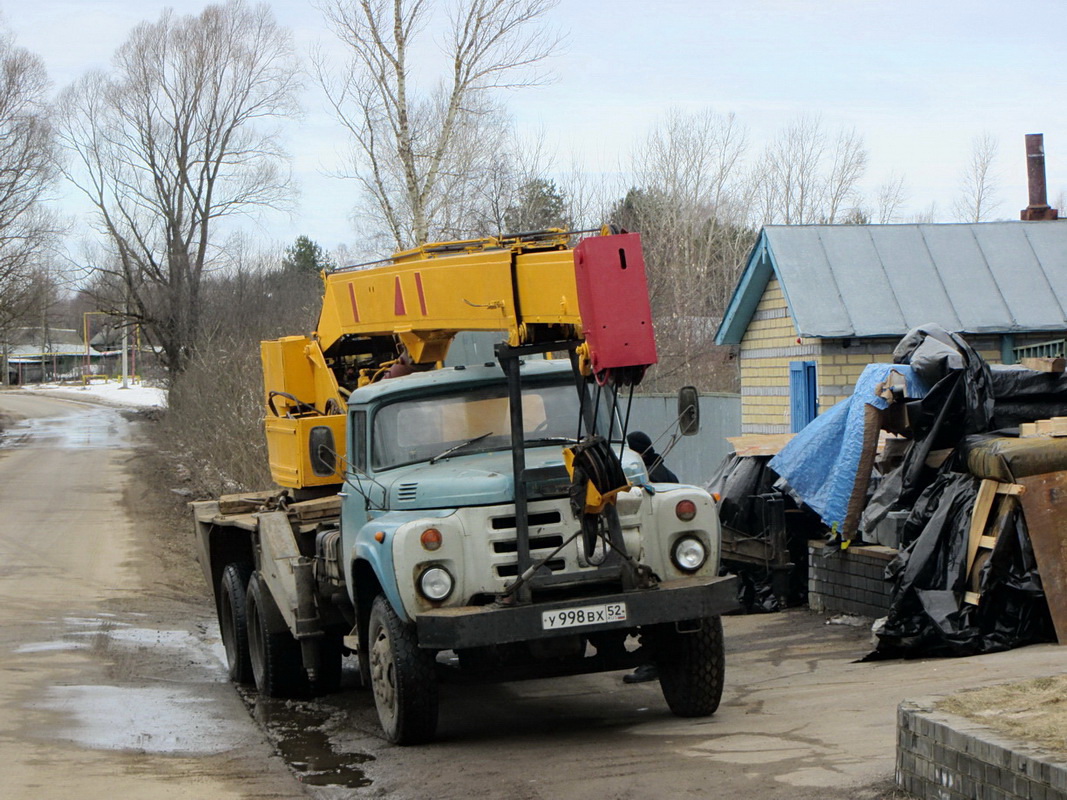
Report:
3,327,95,384
715,221,1067,434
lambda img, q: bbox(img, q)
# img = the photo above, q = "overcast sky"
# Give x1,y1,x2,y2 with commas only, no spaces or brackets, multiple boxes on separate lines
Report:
3,0,1065,261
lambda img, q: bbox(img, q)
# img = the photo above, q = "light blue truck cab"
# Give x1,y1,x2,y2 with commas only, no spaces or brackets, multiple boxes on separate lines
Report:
335,358,737,741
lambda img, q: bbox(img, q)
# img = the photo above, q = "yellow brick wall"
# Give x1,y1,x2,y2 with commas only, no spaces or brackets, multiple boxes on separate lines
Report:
738,278,824,432
738,285,1052,433
816,349,895,409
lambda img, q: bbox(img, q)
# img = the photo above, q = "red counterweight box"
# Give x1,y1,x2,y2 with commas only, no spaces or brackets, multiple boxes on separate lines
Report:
573,233,658,375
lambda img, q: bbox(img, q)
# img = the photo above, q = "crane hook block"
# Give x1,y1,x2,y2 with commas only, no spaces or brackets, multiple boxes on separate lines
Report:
573,233,658,380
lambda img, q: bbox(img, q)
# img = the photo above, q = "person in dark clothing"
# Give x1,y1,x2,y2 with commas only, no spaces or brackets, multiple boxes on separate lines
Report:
626,431,678,483
623,430,678,684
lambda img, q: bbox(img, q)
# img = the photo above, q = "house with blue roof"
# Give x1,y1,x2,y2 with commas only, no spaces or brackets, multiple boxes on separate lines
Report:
714,220,1067,434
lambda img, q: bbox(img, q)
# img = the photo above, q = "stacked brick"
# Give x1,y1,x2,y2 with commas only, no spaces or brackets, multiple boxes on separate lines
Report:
897,699,1067,800
807,540,895,618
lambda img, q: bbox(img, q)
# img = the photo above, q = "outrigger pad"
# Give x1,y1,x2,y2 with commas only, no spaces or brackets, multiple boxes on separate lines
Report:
573,233,658,378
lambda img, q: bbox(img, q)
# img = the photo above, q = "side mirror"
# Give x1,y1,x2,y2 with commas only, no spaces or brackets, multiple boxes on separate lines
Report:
678,386,699,436
309,426,337,476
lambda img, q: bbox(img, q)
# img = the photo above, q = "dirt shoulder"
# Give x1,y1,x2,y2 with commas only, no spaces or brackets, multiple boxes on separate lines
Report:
121,418,206,602
939,673,1067,757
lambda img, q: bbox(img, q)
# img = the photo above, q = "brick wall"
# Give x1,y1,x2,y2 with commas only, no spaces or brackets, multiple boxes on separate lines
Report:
816,338,897,410
807,540,895,618
897,699,1067,800
738,278,819,434
736,278,1054,435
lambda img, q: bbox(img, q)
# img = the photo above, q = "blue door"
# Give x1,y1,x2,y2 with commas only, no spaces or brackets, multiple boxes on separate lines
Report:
789,361,818,432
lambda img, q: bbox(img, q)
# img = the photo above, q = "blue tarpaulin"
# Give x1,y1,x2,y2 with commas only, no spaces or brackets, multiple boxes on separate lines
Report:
769,363,930,529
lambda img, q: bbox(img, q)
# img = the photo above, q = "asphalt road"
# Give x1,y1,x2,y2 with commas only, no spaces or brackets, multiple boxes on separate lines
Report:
1,391,1063,800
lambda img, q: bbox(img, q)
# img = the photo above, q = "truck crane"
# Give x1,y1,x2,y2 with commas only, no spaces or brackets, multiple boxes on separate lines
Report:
192,228,738,744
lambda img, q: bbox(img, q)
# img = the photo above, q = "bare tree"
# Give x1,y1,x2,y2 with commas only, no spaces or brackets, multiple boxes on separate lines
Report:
823,127,868,223
756,115,869,225
617,109,755,390
55,0,300,375
911,201,941,224
316,0,560,249
952,132,1002,222
0,31,59,356
873,172,908,224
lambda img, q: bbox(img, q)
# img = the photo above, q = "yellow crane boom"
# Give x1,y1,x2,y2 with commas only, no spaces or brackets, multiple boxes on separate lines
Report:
261,229,654,491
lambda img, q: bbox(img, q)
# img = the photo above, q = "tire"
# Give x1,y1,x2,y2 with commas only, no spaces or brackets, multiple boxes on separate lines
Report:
368,594,438,745
219,562,254,684
246,571,309,698
657,616,725,717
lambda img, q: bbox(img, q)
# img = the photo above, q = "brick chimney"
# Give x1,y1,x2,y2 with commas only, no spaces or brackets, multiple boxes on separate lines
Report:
1020,133,1059,221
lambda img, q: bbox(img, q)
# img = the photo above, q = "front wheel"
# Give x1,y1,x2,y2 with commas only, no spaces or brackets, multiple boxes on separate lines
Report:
368,595,438,745
657,616,725,717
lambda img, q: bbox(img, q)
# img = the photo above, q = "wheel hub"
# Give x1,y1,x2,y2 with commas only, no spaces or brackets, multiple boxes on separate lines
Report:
370,624,396,719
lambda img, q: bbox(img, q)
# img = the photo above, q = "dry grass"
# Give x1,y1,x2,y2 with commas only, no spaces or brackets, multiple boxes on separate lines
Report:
938,673,1067,756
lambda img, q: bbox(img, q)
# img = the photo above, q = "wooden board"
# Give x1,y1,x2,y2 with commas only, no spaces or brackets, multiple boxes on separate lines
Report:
1018,472,1067,645
290,494,342,521
219,490,278,515
1020,356,1066,373
1035,418,1067,437
966,479,998,579
726,433,795,458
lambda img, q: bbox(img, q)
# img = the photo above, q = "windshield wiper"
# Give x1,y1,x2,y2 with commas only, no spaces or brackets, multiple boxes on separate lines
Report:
524,436,579,445
428,431,493,464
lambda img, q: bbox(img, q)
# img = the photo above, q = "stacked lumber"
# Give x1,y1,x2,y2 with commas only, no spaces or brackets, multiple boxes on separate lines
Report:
1019,417,1067,438
1019,356,1066,373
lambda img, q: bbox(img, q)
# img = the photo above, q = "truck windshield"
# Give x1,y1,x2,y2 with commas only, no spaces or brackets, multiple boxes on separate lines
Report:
371,381,607,470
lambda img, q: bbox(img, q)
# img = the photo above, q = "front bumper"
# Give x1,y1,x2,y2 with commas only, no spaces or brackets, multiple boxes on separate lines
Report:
415,574,739,650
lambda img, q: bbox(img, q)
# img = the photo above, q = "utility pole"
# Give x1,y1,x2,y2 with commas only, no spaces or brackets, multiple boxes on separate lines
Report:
120,295,129,389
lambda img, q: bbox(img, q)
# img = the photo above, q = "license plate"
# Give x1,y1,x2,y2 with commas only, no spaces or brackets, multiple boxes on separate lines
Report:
541,602,627,630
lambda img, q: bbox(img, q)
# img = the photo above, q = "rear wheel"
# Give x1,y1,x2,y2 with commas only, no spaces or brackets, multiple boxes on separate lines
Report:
219,562,254,684
368,594,438,744
246,572,308,698
657,616,725,717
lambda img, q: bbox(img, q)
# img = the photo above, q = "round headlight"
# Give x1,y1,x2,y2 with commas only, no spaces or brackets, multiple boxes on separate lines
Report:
419,566,454,601
672,536,707,573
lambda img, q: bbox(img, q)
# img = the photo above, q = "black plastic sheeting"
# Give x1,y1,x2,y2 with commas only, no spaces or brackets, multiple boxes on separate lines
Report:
862,326,994,536
708,454,815,611
990,365,1067,429
708,453,781,534
868,470,1055,659
864,325,1060,658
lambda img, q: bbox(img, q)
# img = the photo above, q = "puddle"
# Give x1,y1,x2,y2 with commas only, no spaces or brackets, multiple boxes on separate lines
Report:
38,684,253,754
246,691,375,788
14,640,88,654
21,610,375,788
23,614,243,755
0,407,130,450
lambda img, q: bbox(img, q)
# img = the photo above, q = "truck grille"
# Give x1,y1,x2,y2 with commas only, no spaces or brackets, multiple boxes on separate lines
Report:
492,534,565,554
491,510,562,530
496,559,565,577
488,506,571,580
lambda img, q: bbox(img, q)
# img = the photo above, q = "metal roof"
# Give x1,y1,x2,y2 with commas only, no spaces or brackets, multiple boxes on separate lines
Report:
715,221,1067,344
